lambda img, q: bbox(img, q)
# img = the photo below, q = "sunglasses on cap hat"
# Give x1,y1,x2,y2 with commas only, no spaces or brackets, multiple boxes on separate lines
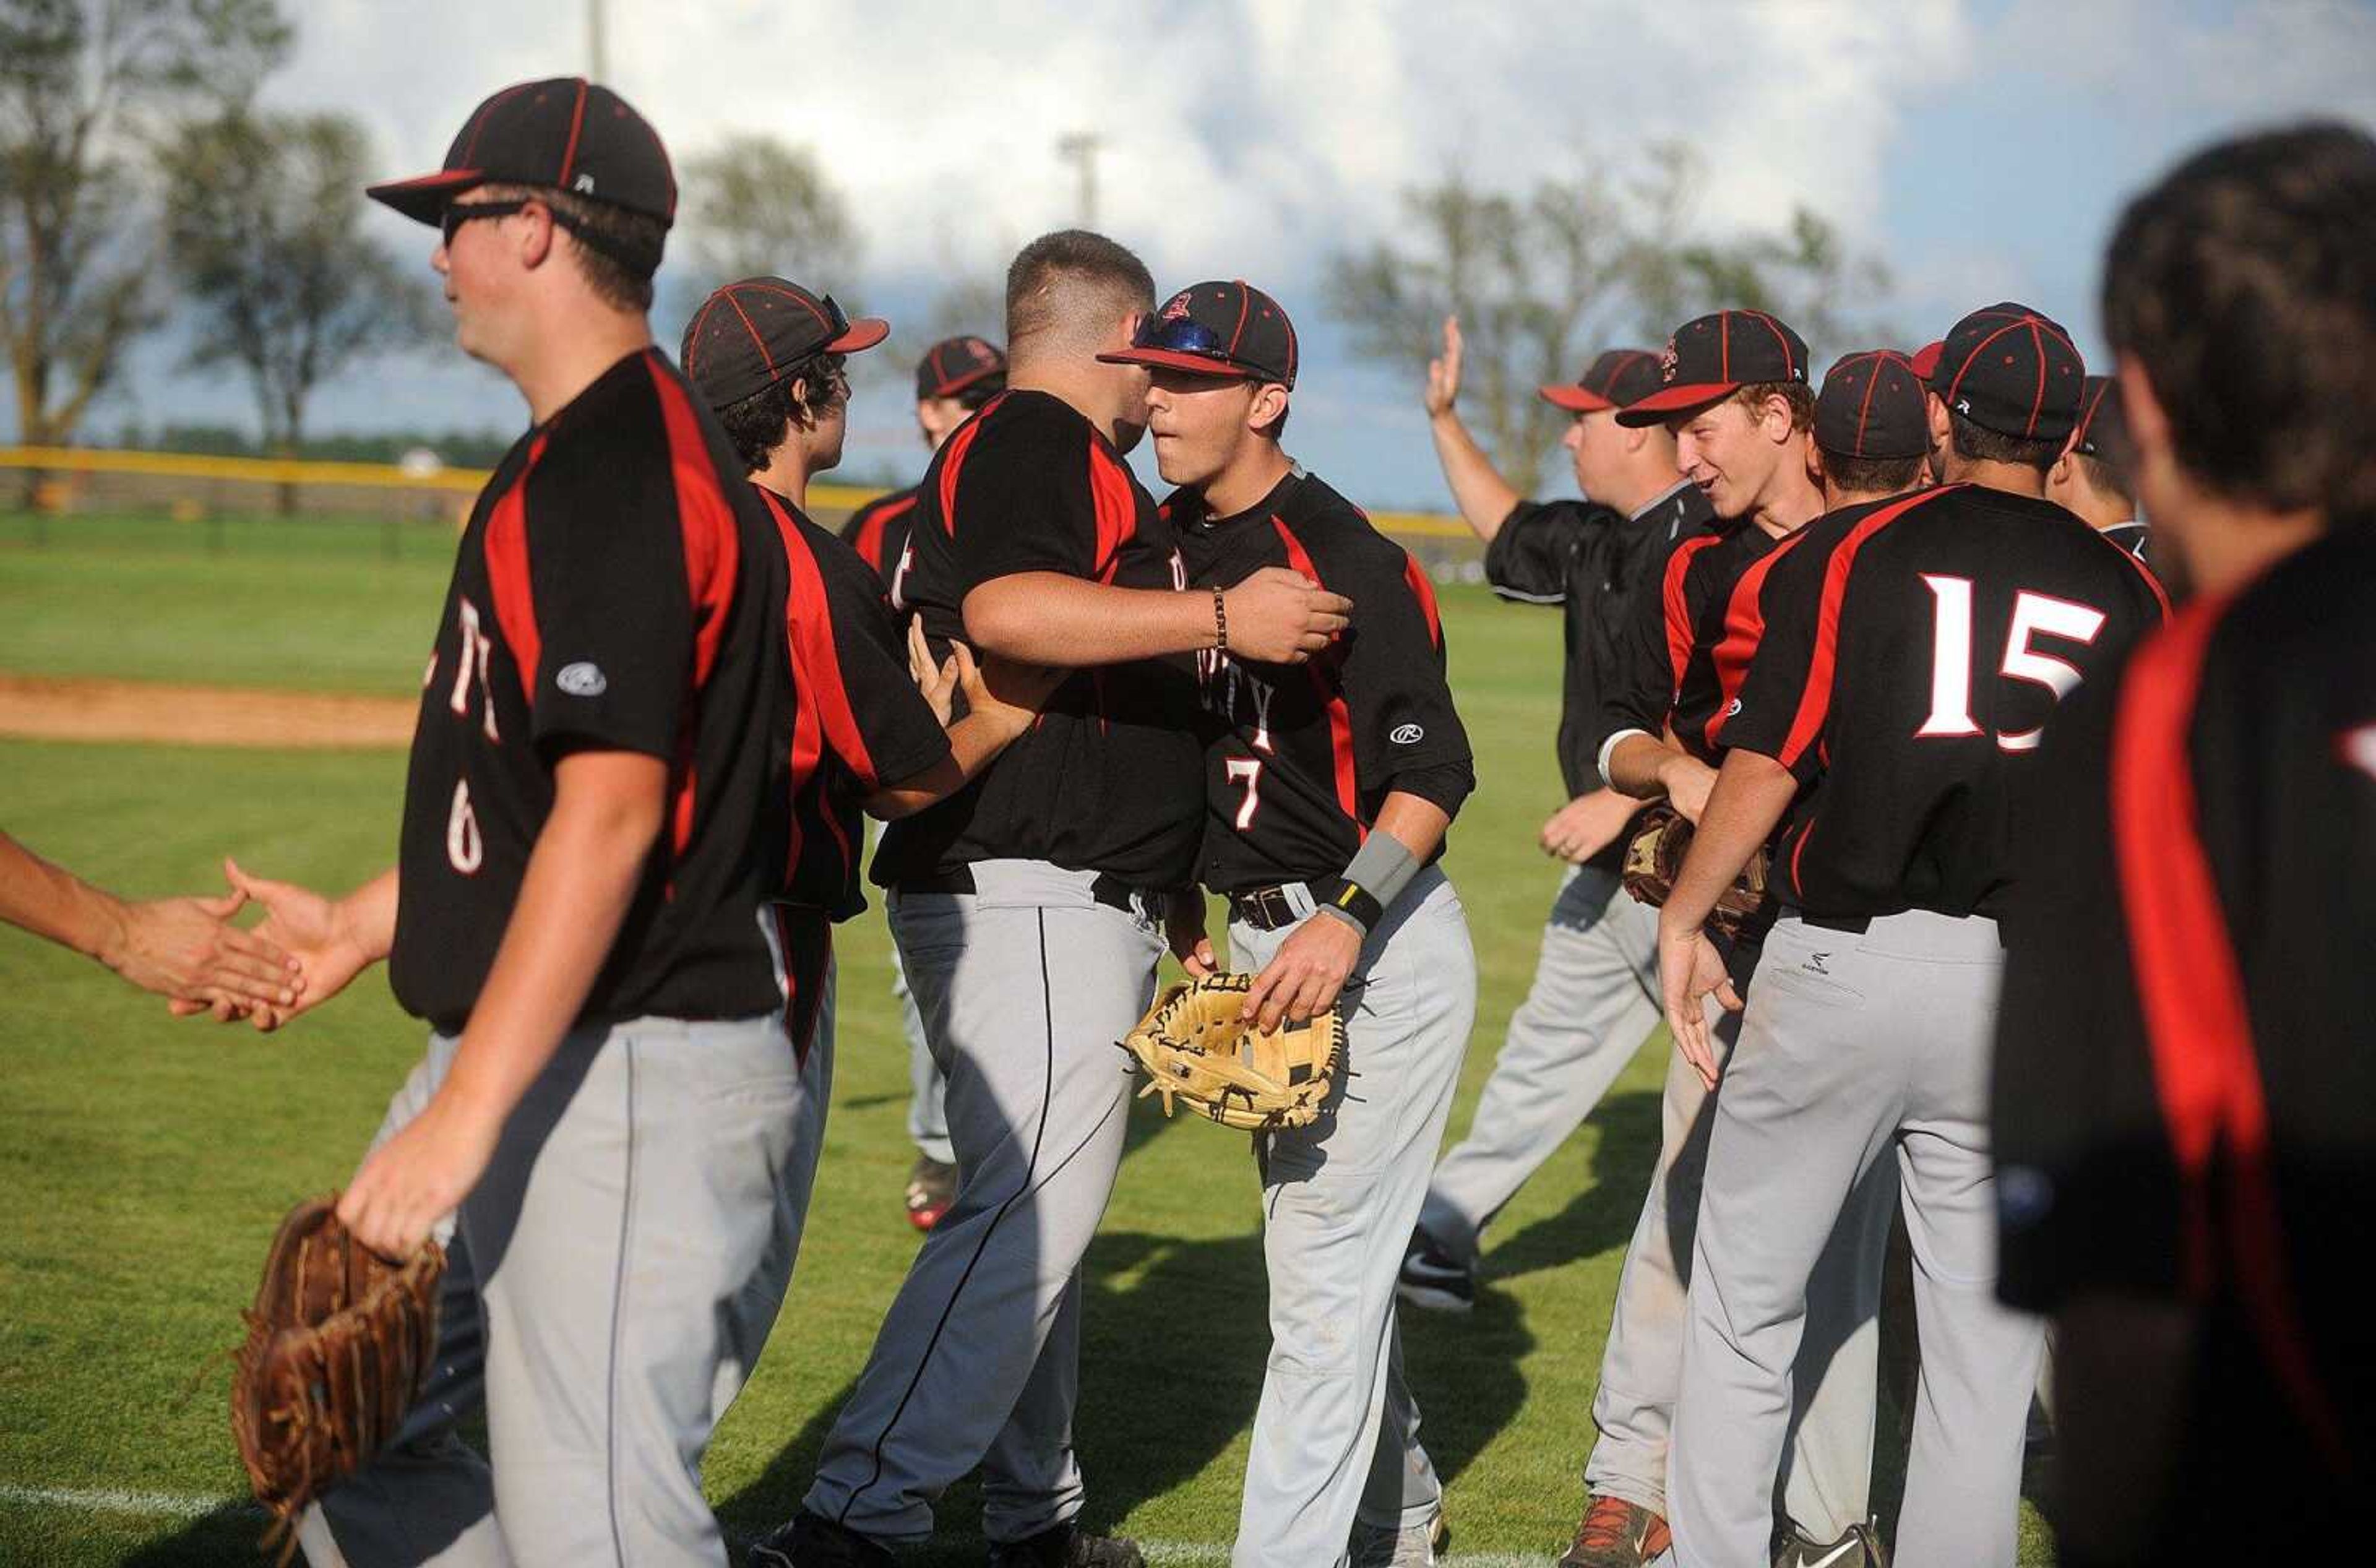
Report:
438,193,656,272
1126,313,1268,375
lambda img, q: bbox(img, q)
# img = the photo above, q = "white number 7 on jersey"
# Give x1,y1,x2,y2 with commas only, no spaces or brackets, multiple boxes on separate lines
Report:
1916,575,2107,752
1225,757,1263,829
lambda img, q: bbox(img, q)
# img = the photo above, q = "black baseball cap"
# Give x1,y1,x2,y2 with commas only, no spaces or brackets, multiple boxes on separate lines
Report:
2069,374,2128,460
1815,350,1929,460
1099,280,1299,387
681,278,889,410
368,77,676,266
1540,348,1662,412
916,336,1006,401
1616,309,1810,426
1927,303,2088,442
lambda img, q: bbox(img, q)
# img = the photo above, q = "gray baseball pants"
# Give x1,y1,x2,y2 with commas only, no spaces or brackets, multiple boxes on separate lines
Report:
1585,986,1893,1542
801,859,1166,1547
1228,868,1476,1567
298,991,833,1568
1669,911,2043,1567
1417,865,1663,1266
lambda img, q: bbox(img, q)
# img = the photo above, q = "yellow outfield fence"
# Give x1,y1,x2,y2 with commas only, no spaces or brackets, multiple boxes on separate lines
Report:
0,443,1478,549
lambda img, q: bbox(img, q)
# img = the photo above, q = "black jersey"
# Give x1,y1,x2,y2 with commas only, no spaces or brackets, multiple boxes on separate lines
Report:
871,389,1202,889
390,348,791,1036
1601,517,1787,766
758,487,950,918
1993,522,2376,1525
1484,481,1713,814
840,483,923,611
1171,470,1474,895
1722,483,2169,920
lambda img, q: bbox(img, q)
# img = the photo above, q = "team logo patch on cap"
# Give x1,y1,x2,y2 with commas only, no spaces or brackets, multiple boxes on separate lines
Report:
556,661,608,697
1659,338,1679,383
1160,291,1195,322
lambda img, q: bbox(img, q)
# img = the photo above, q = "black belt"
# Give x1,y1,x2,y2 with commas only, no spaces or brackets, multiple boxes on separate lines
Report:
898,866,1160,916
1228,884,1309,932
1794,911,1872,934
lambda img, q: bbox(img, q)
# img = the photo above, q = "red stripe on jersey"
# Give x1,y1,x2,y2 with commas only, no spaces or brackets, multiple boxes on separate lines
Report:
1087,442,1137,582
934,392,1005,536
851,492,918,576
1401,553,1444,648
767,491,882,787
649,358,745,859
1272,517,1364,834
1703,528,1814,750
1775,486,1958,769
1661,535,1726,696
2111,598,2345,1467
482,433,548,705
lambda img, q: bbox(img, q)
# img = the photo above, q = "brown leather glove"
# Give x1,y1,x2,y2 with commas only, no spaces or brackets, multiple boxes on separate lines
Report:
230,1194,444,1560
1119,972,1344,1133
1620,803,1771,939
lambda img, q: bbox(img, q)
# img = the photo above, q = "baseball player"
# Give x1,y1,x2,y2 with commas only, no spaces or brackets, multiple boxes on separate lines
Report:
1399,319,1711,1313
2047,374,2158,574
752,234,1351,1568
677,268,1059,1115
1655,302,2167,1567
1994,121,2376,1565
840,332,1009,1233
209,78,816,1566
1108,280,1476,1567
1555,309,1840,1568
0,831,297,1012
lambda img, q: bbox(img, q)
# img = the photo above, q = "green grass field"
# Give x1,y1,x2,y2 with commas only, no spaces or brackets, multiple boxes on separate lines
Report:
0,512,2051,1564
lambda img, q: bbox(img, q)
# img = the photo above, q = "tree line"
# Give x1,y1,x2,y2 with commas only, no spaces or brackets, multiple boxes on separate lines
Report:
3,1,1888,504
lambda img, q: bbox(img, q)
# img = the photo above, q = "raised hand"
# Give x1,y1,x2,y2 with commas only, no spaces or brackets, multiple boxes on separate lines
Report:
1424,314,1465,417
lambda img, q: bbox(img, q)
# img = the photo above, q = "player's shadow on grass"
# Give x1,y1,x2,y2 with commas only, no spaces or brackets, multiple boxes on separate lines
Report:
118,1504,271,1567
1468,1085,1665,1290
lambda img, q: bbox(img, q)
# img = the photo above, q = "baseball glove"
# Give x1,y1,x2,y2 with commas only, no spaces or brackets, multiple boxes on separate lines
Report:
230,1195,445,1561
1621,803,1771,939
1119,973,1344,1133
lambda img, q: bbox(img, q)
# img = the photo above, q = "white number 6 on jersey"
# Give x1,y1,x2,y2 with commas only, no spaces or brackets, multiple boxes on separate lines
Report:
446,779,483,873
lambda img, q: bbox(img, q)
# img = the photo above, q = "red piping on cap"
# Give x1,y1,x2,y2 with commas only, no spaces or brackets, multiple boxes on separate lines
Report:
557,78,590,185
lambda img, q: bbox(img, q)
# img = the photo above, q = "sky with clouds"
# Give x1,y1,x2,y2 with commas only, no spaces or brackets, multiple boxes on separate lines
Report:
80,0,2376,508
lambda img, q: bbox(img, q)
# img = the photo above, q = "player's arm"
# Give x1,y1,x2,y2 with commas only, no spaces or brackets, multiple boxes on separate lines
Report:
1655,747,1794,1088
1423,316,1523,542
183,862,399,1028
867,640,1061,819
1598,562,1717,816
1241,791,1453,1033
340,749,663,1256
1242,538,1471,1030
0,830,301,1010
962,569,1347,668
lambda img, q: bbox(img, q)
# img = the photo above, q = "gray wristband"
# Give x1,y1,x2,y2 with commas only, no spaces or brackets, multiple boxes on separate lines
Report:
1312,832,1421,937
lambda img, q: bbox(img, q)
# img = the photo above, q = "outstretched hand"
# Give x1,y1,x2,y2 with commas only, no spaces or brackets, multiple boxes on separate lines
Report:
106,877,301,1012
171,859,376,1031
1659,919,1742,1091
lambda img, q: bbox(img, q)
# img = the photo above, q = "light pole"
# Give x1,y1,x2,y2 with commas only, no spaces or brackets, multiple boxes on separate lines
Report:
1056,132,1103,228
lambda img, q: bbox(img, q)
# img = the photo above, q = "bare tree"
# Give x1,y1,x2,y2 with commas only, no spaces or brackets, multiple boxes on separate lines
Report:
676,131,859,298
160,110,430,509
1328,142,1893,489
0,0,289,465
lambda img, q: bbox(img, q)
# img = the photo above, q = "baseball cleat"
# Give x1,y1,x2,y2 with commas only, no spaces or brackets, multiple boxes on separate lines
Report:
1395,1226,1476,1313
1349,1509,1448,1566
905,1154,957,1232
746,1507,895,1568
1771,1520,1888,1568
985,1522,1146,1567
1558,1494,1671,1567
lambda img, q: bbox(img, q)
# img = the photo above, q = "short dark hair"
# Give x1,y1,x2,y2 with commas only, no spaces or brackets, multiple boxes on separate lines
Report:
481,182,666,312
954,374,1004,412
2103,121,2376,515
713,350,848,474
1006,230,1155,345
1949,408,2061,472
2073,450,2133,507
1825,451,1926,496
1729,380,1817,433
